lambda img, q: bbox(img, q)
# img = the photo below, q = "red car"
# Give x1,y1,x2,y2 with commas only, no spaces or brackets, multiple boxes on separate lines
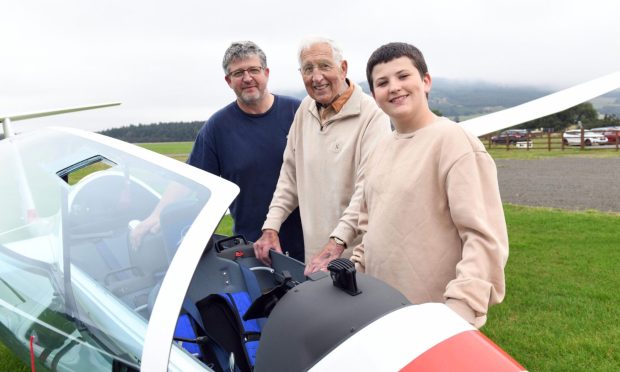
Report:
491,129,530,144
591,127,620,144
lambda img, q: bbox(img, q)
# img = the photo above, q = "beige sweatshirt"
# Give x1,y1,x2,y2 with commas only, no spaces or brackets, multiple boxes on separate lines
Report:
263,84,391,261
351,118,508,328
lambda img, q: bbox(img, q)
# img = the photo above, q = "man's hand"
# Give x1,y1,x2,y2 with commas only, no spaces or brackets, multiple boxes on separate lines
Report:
304,238,345,276
253,229,282,265
129,215,161,250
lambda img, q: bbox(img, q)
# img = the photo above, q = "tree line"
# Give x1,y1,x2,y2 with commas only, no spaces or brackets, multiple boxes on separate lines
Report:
514,102,620,132
93,102,620,144
98,121,204,143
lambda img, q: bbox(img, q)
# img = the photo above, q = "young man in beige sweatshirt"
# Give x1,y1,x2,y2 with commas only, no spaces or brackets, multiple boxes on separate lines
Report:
353,42,509,328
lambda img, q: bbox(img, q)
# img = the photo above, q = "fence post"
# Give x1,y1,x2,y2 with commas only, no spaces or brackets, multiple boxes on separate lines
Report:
616,130,619,151
561,130,565,151
526,132,531,151
547,131,551,151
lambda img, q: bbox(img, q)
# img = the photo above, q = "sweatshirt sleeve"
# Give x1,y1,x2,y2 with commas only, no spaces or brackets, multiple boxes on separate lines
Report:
443,151,509,327
329,108,390,245
262,111,301,233
350,189,368,272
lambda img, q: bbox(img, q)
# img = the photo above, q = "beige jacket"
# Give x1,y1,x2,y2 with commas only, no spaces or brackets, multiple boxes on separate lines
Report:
352,118,508,328
263,84,391,261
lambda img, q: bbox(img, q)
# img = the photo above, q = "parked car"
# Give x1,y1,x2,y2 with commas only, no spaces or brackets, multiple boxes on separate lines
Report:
491,129,530,144
590,127,620,144
562,129,608,146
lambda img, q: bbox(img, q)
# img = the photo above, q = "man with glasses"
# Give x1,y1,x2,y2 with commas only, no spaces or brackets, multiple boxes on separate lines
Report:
253,37,390,272
132,41,305,261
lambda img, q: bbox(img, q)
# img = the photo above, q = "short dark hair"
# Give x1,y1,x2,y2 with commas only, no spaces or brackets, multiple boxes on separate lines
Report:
222,41,267,74
366,42,428,94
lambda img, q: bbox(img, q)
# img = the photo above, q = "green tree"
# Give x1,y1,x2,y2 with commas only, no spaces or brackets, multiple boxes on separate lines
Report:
99,121,204,143
585,113,620,129
521,102,598,131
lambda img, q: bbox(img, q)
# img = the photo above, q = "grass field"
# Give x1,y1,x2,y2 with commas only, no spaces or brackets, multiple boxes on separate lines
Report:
136,139,620,161
483,134,620,159
2,142,619,371
137,139,620,161
137,142,193,155
483,205,620,371
488,147,620,159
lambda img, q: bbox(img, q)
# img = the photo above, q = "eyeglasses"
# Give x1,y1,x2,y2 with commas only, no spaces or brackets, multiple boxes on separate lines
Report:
228,66,264,79
299,62,334,76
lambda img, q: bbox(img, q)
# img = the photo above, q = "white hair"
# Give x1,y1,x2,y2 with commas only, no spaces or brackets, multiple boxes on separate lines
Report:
297,36,344,66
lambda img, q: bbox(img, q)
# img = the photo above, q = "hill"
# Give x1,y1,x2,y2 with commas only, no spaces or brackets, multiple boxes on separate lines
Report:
96,79,620,142
360,78,619,121
428,78,551,120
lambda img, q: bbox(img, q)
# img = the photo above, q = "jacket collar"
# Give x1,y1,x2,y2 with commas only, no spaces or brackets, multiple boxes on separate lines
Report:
308,81,362,124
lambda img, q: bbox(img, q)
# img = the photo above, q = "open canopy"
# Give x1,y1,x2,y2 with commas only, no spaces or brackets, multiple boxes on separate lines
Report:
0,127,238,370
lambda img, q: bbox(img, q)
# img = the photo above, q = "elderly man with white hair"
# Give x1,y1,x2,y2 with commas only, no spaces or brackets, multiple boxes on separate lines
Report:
253,37,391,274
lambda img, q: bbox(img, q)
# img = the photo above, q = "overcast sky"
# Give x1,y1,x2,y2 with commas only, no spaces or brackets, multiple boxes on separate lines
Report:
2,0,619,133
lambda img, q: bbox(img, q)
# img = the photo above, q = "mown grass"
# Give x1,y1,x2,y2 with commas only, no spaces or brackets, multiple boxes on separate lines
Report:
215,215,234,236
487,147,620,160
135,139,620,161
489,148,614,159
3,142,619,371
0,343,29,372
137,142,193,155
483,205,620,371
483,134,620,159
138,138,620,160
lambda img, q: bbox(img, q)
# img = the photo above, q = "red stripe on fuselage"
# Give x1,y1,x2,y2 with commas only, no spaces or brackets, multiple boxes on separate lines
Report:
400,330,525,372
